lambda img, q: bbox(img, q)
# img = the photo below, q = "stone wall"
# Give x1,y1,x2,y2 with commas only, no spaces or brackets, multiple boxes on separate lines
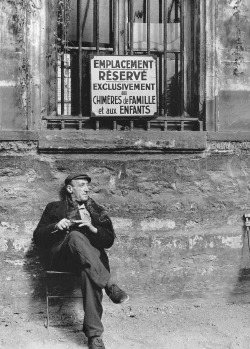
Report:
1,140,250,313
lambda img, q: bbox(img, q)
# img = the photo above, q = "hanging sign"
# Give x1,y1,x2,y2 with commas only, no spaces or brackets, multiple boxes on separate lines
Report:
90,55,157,118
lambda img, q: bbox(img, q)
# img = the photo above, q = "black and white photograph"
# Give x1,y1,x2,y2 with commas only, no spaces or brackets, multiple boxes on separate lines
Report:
1,0,250,348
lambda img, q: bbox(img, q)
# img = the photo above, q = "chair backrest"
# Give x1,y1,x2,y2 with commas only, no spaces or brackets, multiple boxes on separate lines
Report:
244,214,250,230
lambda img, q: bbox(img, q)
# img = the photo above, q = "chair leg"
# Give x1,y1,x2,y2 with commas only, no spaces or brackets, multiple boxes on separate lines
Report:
45,284,49,329
44,271,81,329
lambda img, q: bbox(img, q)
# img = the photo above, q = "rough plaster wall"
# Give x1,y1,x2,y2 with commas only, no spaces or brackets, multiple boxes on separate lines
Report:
0,144,250,311
0,1,24,129
218,0,250,91
0,1,46,130
218,0,250,130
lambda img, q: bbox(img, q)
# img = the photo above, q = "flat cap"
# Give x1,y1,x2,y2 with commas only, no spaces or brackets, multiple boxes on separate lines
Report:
65,173,91,185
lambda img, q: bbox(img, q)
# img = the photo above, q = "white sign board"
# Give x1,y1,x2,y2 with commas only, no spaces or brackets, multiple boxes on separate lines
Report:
91,55,157,118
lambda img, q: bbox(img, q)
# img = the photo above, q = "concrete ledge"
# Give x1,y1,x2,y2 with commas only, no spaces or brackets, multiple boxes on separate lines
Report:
0,130,250,145
0,131,38,141
208,132,250,142
38,130,207,153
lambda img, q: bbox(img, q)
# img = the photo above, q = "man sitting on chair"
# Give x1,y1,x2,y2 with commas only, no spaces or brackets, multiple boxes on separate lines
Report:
33,173,129,349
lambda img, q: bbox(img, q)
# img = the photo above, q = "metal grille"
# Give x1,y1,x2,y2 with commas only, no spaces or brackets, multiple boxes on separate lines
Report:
44,0,202,131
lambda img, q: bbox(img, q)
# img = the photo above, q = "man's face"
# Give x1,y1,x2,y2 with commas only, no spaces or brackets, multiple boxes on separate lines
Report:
67,179,90,202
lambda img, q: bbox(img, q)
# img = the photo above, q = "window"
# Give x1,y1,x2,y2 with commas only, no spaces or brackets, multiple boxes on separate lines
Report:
45,0,203,131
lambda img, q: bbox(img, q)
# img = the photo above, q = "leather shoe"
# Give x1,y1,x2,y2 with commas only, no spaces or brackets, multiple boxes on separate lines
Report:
88,336,106,349
105,284,129,304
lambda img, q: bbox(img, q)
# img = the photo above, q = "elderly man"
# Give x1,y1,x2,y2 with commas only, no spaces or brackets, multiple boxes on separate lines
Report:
33,173,129,349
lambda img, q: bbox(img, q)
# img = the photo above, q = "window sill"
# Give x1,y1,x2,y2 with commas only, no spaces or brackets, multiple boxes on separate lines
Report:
0,131,38,141
207,132,250,142
38,130,207,153
1,130,250,153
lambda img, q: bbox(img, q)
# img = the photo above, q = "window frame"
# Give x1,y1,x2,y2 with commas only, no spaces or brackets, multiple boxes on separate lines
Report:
44,0,206,132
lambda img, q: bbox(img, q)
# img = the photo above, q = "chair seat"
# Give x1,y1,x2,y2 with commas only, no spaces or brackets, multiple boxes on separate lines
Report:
46,270,75,275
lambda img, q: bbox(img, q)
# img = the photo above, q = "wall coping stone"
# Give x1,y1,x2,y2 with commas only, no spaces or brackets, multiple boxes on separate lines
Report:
0,131,250,152
208,132,250,142
38,130,207,153
0,131,38,141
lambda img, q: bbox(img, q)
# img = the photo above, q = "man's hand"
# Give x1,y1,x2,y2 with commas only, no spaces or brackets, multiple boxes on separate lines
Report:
73,220,98,234
55,218,71,231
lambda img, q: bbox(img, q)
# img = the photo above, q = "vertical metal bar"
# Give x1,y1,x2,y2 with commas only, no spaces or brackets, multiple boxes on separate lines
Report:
113,0,119,54
110,0,113,48
175,52,179,114
159,1,163,115
77,0,83,116
159,0,163,23
175,0,179,22
124,0,128,54
61,58,65,115
175,52,179,85
60,0,65,115
130,0,134,54
143,0,146,22
65,54,70,115
147,0,150,54
95,0,100,54
191,0,195,116
164,0,168,117
180,0,184,116
159,55,163,115
200,0,206,128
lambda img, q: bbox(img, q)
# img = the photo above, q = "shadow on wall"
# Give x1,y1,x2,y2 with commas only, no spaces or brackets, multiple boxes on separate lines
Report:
230,215,250,304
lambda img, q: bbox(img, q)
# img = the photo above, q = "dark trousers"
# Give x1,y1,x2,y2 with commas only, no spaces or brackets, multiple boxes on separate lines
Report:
51,230,111,338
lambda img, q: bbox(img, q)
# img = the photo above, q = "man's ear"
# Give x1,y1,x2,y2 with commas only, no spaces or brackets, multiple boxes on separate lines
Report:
66,184,73,194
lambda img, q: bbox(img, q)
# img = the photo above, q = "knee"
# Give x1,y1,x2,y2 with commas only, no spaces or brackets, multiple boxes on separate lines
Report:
67,230,83,245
